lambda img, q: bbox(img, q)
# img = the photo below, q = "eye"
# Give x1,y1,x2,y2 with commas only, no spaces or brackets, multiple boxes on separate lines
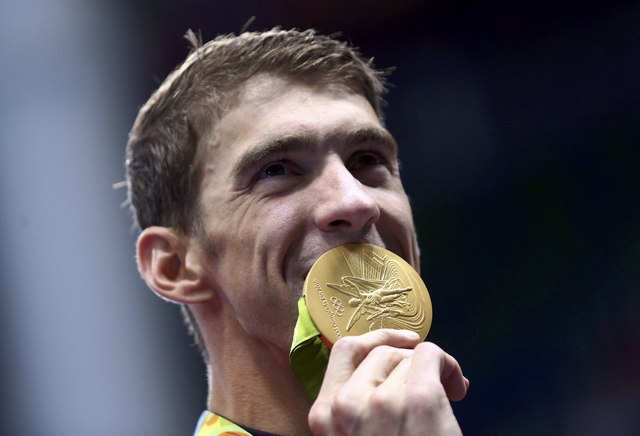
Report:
357,152,383,167
350,151,388,171
256,161,299,180
348,149,396,186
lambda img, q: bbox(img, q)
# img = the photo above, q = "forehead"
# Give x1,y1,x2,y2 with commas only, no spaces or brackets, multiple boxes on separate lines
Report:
203,75,385,171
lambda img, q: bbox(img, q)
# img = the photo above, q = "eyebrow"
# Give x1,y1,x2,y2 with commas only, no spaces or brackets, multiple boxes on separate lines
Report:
231,126,398,179
344,127,398,155
232,133,317,179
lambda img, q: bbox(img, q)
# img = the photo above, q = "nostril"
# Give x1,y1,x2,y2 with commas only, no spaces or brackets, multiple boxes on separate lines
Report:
329,219,351,227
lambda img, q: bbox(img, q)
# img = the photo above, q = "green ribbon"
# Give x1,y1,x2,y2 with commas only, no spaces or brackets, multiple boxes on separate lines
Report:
289,297,331,400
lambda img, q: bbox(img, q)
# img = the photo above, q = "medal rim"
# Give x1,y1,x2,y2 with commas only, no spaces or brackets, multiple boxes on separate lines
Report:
303,243,432,343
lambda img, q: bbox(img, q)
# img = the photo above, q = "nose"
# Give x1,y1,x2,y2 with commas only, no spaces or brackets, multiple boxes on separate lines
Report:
313,157,380,232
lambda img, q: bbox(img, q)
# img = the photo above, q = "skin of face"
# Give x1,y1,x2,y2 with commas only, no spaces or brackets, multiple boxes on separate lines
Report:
194,74,420,355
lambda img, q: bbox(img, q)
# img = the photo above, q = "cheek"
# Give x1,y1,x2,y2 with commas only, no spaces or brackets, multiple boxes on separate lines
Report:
380,192,418,260
204,197,262,248
382,188,415,226
214,197,310,277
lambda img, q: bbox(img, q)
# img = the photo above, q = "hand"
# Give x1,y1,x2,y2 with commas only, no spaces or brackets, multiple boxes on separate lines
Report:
308,329,468,436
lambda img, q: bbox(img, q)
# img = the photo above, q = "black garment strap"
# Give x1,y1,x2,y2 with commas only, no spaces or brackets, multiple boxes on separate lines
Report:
213,411,279,436
240,424,278,436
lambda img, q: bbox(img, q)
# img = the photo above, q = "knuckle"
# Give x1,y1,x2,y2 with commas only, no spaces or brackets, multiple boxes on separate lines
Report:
367,344,393,359
332,390,360,417
332,335,364,354
331,389,361,429
367,345,412,365
331,335,377,362
406,382,448,414
308,401,332,435
368,387,398,415
415,341,442,355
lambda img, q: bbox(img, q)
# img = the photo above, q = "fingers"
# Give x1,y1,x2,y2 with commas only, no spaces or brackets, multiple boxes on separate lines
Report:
310,329,420,435
409,342,468,402
317,329,421,398
389,343,465,436
374,343,467,435
329,346,414,435
347,345,413,389
308,331,468,436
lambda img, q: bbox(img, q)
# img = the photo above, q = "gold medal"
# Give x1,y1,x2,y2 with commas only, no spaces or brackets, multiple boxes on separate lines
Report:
303,244,432,344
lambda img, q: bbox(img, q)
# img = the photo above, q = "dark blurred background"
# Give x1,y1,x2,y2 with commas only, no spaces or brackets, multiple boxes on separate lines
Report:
1,0,638,434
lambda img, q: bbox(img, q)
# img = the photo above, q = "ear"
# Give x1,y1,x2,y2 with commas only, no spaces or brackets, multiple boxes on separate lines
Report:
136,226,214,304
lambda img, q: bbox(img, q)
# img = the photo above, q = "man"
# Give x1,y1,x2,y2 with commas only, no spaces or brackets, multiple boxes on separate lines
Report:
125,28,468,435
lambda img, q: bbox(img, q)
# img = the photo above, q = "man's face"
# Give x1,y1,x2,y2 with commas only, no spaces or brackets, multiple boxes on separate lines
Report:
196,75,419,353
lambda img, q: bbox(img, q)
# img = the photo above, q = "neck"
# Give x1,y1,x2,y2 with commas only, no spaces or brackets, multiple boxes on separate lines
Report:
198,305,313,435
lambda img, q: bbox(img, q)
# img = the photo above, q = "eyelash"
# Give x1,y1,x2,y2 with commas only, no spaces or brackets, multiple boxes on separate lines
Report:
349,150,390,170
255,160,301,180
253,149,393,183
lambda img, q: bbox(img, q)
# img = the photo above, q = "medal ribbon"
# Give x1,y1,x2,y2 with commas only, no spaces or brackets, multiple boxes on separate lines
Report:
289,297,331,400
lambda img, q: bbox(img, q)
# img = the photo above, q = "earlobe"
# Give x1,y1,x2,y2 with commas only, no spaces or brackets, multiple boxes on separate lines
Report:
137,226,214,304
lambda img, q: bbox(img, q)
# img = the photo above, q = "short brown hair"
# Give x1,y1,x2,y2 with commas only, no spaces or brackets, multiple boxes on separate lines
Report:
125,28,388,234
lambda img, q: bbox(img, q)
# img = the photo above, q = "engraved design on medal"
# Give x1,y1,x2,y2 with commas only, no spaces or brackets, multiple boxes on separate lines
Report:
325,249,427,333
304,243,432,343
330,296,345,317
